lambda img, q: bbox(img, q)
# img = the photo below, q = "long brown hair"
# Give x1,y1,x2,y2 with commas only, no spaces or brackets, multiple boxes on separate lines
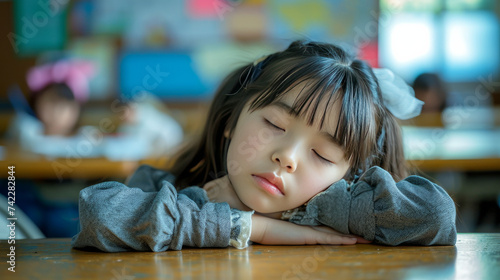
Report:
169,40,408,189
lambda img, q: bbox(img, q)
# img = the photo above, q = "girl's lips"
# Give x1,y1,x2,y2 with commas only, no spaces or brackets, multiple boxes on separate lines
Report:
252,175,284,196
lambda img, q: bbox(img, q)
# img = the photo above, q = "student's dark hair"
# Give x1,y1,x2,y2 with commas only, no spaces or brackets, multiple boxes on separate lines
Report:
170,40,408,189
413,73,447,111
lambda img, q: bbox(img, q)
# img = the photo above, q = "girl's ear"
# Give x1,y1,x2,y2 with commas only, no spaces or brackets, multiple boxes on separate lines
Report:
224,128,231,139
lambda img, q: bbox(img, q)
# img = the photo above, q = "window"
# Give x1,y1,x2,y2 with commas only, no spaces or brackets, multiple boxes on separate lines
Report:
379,0,499,82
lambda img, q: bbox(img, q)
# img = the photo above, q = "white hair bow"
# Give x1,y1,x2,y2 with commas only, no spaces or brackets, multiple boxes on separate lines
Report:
372,68,424,120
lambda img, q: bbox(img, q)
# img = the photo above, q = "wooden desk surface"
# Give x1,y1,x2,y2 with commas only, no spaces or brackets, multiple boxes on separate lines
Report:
1,234,499,280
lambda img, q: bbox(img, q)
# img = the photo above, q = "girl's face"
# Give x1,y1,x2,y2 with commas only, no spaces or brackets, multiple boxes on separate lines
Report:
226,86,350,214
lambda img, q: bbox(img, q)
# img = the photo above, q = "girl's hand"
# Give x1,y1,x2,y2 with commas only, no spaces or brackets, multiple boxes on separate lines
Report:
251,214,371,245
203,175,252,211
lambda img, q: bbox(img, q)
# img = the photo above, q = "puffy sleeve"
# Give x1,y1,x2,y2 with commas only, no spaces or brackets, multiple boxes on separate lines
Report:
71,165,231,252
286,166,457,246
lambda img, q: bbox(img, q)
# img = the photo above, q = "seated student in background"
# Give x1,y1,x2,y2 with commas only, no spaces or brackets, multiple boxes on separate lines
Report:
103,94,184,161
28,63,89,136
6,61,184,160
3,59,98,238
6,59,103,158
412,73,448,113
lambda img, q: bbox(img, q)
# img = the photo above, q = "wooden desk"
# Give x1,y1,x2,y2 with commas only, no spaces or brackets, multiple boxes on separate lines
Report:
0,141,173,180
1,234,498,279
0,154,170,180
408,158,500,172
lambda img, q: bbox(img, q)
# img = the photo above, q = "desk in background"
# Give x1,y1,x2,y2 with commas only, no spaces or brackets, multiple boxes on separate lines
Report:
404,127,500,172
0,152,170,180
0,234,499,280
2,157,500,181
2,155,500,180
2,106,500,179
2,126,500,180
3,154,500,180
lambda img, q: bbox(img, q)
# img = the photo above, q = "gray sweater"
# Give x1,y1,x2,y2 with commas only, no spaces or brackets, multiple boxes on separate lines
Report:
71,165,457,252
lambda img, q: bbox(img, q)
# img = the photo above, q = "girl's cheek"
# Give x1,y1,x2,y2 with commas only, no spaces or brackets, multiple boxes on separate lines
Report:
302,164,342,196
238,120,274,152
229,118,267,169
298,170,326,197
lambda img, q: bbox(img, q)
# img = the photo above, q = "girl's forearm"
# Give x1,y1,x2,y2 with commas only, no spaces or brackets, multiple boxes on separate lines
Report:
250,214,363,245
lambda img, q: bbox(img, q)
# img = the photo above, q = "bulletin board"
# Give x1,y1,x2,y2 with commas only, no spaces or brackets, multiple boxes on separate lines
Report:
12,0,68,56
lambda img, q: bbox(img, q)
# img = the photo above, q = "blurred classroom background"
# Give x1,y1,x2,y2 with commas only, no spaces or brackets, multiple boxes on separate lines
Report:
0,0,499,238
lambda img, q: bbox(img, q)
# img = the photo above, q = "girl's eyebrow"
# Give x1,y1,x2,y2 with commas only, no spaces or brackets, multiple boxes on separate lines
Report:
270,101,341,147
270,101,298,116
319,130,341,147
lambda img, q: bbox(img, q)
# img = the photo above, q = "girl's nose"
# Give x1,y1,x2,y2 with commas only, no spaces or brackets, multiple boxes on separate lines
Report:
272,148,298,173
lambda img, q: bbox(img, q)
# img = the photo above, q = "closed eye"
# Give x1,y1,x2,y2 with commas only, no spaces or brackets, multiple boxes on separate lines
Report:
264,118,285,131
313,149,334,165
264,118,334,165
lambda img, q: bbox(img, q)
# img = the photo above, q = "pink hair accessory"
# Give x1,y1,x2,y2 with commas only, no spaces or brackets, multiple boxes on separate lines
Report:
26,60,96,103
